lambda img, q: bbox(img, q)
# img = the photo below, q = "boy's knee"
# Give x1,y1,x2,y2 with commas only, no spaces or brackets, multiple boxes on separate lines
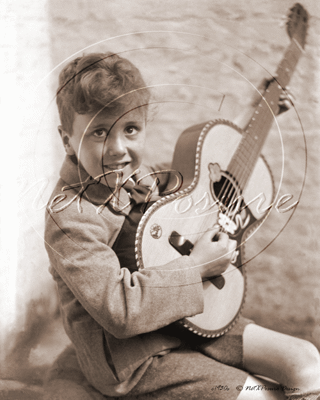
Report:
298,340,319,365
291,339,320,382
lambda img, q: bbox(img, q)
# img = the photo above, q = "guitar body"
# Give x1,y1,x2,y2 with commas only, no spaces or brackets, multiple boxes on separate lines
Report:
136,120,274,337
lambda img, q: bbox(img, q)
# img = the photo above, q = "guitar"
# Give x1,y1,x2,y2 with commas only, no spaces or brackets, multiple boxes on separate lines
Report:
135,3,309,338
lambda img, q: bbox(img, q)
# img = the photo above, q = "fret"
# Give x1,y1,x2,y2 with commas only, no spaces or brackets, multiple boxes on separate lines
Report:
229,81,284,189
275,40,302,87
229,158,255,187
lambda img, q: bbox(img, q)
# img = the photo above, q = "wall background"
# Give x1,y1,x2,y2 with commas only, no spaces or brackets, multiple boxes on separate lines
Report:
1,0,319,396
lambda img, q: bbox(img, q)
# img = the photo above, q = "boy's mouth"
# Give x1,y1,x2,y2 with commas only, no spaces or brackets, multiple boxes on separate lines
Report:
103,162,130,171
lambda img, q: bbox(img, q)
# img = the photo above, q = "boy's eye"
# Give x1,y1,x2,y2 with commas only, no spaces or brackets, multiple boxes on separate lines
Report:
125,126,139,135
92,129,108,138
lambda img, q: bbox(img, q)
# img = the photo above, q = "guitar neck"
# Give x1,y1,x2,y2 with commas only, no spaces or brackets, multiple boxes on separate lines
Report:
228,39,303,191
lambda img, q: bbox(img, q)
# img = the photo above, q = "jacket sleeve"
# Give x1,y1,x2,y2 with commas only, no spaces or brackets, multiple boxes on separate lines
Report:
45,197,204,340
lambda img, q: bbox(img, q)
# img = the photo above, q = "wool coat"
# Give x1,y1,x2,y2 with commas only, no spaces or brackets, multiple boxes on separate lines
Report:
44,156,204,397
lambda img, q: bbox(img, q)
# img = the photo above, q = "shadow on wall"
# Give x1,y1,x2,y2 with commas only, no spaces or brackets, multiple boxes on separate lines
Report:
1,295,69,387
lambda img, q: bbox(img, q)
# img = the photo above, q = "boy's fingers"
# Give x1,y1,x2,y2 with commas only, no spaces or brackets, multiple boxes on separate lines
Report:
284,86,295,98
280,94,294,103
281,100,292,108
281,88,295,103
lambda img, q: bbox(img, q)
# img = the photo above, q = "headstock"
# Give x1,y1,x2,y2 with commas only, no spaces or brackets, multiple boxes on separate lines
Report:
286,3,309,49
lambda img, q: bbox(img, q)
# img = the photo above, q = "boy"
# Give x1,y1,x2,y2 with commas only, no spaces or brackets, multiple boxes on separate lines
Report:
44,52,320,399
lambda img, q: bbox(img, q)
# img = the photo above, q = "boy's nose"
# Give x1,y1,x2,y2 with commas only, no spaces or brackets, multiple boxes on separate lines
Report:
106,133,126,157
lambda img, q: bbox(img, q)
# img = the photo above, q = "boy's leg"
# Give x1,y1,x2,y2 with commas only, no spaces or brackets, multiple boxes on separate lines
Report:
243,324,320,399
126,347,249,400
237,375,286,400
126,348,288,400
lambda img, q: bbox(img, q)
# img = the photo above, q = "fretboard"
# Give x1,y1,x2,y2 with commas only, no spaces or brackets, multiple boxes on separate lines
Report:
228,38,303,191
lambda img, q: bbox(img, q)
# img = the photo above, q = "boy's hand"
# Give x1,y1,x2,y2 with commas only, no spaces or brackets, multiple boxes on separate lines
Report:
234,78,294,129
189,226,237,280
253,77,294,114
278,87,295,114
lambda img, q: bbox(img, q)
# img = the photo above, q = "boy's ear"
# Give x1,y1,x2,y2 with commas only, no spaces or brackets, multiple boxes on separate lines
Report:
58,125,75,156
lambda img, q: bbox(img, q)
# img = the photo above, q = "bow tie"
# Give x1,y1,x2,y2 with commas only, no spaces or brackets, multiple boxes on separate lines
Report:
123,179,153,205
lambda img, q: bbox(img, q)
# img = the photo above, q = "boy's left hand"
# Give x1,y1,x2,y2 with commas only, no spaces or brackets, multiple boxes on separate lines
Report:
253,78,295,115
278,87,295,114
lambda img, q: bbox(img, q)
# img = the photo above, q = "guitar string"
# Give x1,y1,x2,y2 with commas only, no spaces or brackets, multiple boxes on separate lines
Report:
212,44,295,222
215,97,271,231
199,44,298,255
225,72,288,216
234,80,285,192
214,119,260,219
213,113,264,221
210,65,294,272
213,139,247,221
178,13,306,333
228,105,269,212
218,43,298,217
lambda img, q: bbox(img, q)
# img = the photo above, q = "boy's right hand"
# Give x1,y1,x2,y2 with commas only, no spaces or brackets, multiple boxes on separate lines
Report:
189,226,237,280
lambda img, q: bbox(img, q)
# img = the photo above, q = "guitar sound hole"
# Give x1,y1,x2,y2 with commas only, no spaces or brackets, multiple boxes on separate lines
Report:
212,175,241,213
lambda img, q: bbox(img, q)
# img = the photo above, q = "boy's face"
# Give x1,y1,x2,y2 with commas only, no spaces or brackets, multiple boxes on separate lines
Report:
62,108,147,188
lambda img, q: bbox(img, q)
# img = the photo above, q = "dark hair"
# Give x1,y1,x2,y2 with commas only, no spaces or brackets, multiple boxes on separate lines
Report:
56,52,150,134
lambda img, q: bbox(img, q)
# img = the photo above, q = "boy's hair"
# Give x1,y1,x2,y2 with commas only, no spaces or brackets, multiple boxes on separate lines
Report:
56,52,151,134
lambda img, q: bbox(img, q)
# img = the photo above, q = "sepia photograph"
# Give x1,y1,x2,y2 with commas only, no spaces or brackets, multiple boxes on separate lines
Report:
1,0,319,399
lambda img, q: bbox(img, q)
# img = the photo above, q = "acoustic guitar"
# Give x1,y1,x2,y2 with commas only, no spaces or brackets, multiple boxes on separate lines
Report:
135,3,309,338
